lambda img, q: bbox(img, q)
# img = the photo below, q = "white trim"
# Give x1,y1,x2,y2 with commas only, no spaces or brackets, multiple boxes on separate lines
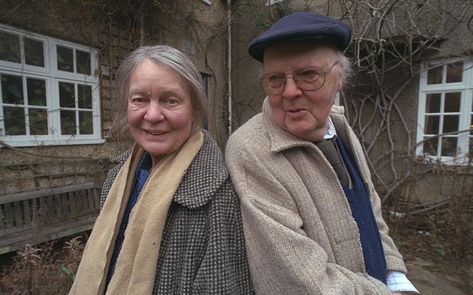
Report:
0,24,101,147
416,58,473,165
265,0,284,6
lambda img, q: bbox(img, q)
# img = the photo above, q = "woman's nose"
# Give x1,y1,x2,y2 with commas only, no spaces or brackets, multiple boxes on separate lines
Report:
144,102,164,122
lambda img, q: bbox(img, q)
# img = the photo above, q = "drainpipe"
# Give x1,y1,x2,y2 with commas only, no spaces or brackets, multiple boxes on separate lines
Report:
139,1,145,45
227,0,233,135
139,12,144,46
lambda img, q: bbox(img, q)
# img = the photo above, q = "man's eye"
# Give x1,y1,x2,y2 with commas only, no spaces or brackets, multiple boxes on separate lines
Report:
267,74,285,83
298,69,321,81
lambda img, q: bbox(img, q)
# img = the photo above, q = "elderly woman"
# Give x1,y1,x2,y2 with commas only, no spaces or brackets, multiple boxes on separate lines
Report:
70,45,254,295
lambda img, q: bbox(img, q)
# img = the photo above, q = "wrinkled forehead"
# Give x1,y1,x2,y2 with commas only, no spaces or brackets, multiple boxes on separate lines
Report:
263,41,339,71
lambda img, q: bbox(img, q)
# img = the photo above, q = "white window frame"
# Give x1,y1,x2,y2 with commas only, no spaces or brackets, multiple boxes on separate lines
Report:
0,24,102,147
266,0,284,6
416,57,473,165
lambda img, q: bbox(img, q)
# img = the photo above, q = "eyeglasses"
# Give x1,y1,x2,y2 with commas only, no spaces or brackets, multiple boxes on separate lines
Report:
259,61,341,95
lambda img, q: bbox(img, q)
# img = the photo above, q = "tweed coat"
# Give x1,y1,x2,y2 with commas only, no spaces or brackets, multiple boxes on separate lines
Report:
225,98,407,295
100,130,254,295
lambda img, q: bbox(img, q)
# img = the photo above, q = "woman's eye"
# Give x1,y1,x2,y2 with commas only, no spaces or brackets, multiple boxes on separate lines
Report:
166,97,179,105
130,96,146,104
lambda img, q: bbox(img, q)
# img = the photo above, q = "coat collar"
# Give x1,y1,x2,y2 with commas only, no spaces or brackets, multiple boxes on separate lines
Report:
261,97,348,153
173,130,228,209
111,130,227,209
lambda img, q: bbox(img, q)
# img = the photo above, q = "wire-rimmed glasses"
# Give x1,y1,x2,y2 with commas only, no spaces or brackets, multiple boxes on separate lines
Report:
259,61,341,95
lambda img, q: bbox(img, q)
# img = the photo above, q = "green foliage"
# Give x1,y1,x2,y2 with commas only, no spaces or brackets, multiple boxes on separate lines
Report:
61,265,76,281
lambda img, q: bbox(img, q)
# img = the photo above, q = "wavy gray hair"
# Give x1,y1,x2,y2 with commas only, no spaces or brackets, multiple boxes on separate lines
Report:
335,51,352,89
112,45,207,135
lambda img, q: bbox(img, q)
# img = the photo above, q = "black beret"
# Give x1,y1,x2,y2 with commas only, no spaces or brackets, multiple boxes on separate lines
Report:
248,12,352,62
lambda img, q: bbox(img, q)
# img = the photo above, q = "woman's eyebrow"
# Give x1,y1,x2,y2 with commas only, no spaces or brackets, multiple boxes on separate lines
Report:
128,87,147,95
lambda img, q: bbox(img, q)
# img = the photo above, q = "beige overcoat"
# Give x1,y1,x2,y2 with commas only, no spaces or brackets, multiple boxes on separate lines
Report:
225,98,407,295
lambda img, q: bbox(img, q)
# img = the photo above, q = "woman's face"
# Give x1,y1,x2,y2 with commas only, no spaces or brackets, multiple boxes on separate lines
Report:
127,59,194,166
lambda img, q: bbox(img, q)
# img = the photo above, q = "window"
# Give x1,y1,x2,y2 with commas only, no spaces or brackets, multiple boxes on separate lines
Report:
266,0,284,5
200,72,210,97
416,58,473,164
0,25,102,147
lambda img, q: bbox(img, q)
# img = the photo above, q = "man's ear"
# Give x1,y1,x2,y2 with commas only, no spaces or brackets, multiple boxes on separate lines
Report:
332,75,342,93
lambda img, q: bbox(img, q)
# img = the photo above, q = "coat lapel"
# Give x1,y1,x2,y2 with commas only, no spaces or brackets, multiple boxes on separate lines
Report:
173,130,228,209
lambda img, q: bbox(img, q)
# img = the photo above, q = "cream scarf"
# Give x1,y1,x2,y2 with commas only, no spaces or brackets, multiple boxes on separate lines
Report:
70,131,203,295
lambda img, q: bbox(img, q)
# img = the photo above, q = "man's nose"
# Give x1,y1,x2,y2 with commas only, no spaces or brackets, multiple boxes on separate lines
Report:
282,76,302,98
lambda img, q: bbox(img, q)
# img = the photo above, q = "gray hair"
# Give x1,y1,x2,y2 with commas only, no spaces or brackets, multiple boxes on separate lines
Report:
112,45,207,135
335,51,352,89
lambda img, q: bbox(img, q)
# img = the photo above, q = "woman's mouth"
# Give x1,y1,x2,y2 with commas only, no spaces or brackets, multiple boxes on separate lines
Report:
145,130,167,136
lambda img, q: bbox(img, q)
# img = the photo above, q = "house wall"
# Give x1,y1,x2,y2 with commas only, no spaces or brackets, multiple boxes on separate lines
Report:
0,0,229,195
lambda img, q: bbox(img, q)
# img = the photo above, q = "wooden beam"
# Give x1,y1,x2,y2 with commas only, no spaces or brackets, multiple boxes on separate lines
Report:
0,182,100,204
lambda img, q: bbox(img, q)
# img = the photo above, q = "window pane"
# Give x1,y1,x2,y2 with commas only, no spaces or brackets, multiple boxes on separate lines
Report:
201,73,210,96
76,50,91,75
78,84,92,108
59,82,75,108
441,137,457,157
443,115,459,133
1,75,24,104
424,115,439,134
4,106,25,135
0,31,20,63
24,38,44,67
446,62,462,83
57,46,73,72
60,110,76,135
425,93,441,113
79,111,93,134
423,137,438,156
427,65,442,84
27,78,46,106
444,92,460,113
29,108,48,135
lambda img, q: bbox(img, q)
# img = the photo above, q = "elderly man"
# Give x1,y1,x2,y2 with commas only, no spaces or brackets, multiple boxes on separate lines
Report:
226,12,418,294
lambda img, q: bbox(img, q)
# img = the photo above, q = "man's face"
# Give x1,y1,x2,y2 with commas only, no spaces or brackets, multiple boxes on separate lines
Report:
263,43,342,142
